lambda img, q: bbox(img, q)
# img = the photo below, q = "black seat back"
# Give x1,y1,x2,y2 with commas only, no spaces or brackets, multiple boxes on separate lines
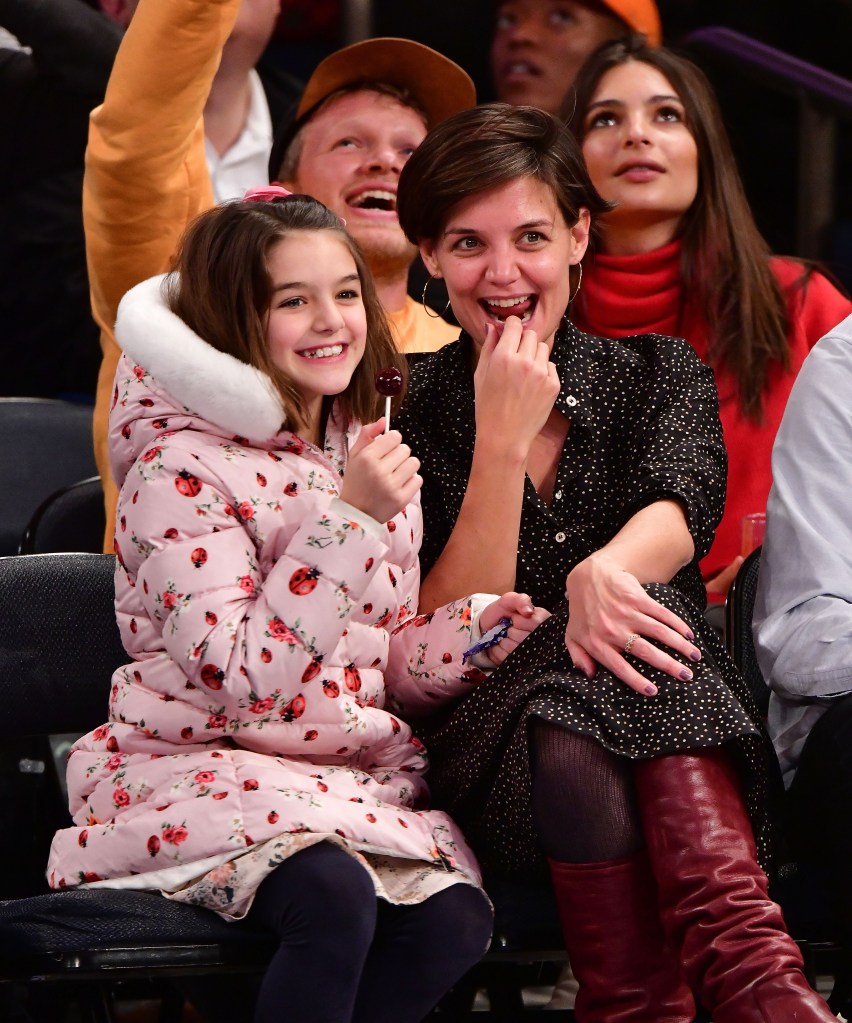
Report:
725,546,769,715
19,476,106,555
0,553,123,898
0,399,97,556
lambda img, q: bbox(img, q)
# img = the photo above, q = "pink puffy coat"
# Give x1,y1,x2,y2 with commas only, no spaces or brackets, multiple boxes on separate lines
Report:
47,275,486,899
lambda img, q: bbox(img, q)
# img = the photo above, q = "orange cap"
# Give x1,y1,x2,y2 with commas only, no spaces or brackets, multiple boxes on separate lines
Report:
601,0,662,46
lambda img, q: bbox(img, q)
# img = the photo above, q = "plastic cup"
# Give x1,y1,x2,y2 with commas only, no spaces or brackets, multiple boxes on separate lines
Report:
741,512,766,557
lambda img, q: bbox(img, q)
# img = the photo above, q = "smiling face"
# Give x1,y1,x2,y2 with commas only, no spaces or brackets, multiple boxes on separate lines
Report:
265,231,367,436
283,90,427,278
420,175,589,351
580,60,699,253
490,0,626,113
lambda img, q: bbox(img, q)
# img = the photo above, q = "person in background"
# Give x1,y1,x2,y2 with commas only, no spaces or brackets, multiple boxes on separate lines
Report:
565,35,852,599
0,0,126,400
489,0,661,113
394,101,836,1022
49,191,516,1022
754,311,852,960
200,0,294,204
85,0,475,545
0,0,294,403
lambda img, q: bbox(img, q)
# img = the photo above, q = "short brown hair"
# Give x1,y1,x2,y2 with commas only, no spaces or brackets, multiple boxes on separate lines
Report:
397,103,613,244
166,196,405,433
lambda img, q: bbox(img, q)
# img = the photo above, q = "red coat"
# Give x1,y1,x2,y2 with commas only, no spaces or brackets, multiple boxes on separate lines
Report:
575,241,852,580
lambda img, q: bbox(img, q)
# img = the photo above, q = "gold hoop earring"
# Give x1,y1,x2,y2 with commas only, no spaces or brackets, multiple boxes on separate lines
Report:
422,275,451,319
568,262,583,305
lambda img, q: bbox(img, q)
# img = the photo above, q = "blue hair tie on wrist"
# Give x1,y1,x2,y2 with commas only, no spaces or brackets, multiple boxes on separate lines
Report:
463,616,512,662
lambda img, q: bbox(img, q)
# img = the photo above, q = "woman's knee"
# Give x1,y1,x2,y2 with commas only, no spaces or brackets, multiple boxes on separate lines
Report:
642,581,685,611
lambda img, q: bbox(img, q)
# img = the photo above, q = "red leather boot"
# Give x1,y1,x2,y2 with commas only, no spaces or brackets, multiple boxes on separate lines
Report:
634,748,836,1022
548,851,696,1022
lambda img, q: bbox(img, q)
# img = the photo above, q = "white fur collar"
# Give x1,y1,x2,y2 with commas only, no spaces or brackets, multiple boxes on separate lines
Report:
115,274,285,442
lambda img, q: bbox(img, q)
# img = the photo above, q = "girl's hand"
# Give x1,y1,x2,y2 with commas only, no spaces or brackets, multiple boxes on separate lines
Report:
340,419,421,524
474,317,560,462
479,591,551,668
564,553,701,696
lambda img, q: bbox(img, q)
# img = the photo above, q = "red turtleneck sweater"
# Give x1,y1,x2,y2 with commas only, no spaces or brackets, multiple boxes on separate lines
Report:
574,240,852,586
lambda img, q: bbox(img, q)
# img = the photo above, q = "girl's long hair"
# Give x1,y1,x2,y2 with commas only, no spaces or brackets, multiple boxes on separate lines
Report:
166,195,404,434
567,35,798,421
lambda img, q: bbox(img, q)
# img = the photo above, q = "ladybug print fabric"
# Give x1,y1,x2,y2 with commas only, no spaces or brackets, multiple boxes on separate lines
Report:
48,280,487,915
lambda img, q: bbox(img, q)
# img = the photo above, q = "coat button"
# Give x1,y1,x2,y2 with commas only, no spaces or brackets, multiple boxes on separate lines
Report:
555,531,566,543
565,395,578,407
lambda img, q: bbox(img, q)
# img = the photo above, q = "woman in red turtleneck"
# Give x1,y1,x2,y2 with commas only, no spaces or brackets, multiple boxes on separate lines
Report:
566,36,852,597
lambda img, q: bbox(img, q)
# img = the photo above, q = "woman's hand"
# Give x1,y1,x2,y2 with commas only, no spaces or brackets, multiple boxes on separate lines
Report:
478,591,550,668
473,317,560,462
564,553,701,696
340,419,421,524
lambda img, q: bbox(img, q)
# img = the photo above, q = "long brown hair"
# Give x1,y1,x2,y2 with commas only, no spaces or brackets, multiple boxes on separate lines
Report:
566,35,797,421
166,195,404,434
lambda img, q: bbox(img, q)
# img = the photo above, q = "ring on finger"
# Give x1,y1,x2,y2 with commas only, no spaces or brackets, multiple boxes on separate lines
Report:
624,633,640,656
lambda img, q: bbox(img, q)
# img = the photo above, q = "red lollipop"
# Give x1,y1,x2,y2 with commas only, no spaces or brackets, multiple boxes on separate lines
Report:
375,366,403,433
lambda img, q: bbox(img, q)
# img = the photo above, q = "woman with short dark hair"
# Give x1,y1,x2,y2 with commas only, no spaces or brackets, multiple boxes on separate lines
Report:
395,102,837,1021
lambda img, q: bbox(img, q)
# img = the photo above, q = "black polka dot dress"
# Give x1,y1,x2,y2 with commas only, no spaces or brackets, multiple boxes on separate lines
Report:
396,323,779,880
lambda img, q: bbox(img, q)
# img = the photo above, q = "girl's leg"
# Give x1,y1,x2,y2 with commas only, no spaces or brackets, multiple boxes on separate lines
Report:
246,842,378,1023
351,883,492,1023
531,716,695,1023
634,748,836,1022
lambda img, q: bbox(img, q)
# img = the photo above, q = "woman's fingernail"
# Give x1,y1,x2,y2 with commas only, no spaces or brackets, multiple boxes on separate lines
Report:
679,668,693,681
685,631,695,641
644,685,657,697
690,649,701,661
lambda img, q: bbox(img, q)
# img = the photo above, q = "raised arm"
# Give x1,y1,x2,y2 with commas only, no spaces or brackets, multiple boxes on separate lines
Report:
86,0,241,539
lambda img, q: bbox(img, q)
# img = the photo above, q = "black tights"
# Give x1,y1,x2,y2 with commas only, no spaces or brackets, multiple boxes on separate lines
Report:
245,842,492,1023
530,717,643,863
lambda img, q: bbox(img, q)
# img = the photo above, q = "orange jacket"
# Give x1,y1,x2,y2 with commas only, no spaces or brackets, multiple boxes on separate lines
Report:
85,0,243,546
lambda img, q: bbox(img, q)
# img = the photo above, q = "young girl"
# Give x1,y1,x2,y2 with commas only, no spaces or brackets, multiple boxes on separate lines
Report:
46,192,536,1022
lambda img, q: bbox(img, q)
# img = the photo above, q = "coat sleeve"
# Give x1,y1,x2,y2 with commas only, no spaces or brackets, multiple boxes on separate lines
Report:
87,0,240,523
382,597,492,719
796,272,852,351
378,484,487,718
118,443,392,721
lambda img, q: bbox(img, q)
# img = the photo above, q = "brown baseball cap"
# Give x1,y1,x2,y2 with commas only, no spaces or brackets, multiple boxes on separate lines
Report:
269,37,476,181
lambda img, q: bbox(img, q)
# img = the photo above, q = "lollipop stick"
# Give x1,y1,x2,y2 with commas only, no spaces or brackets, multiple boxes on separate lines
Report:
384,396,391,433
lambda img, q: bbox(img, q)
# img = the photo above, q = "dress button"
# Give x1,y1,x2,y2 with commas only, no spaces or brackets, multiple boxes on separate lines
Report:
555,531,566,543
554,490,562,501
565,395,578,407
